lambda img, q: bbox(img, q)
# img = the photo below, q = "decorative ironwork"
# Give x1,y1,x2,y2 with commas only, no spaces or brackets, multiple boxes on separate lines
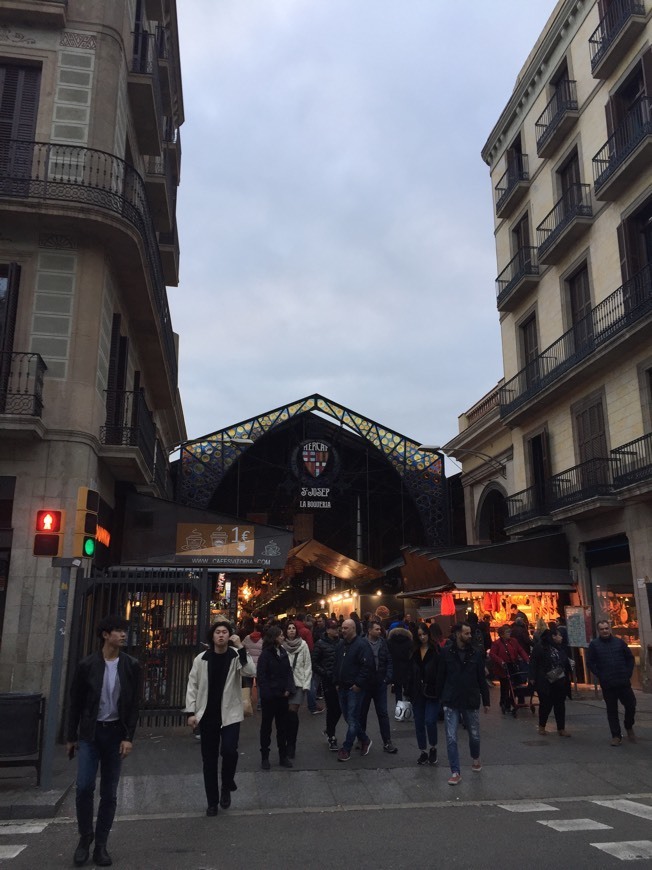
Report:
0,351,46,417
500,263,652,417
589,0,645,72
535,79,578,154
496,247,539,306
0,139,177,387
505,485,549,526
593,97,652,192
178,393,447,547
536,183,592,256
548,458,615,510
494,154,529,215
612,432,652,488
100,389,156,475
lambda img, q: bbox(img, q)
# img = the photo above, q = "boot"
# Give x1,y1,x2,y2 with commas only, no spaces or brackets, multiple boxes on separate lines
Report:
92,843,112,867
73,834,94,867
279,755,293,768
261,751,270,771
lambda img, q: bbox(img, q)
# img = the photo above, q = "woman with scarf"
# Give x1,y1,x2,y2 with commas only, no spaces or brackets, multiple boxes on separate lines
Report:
282,620,312,759
529,627,572,737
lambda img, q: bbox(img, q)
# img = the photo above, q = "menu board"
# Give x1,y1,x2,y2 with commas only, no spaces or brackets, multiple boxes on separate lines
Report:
565,605,593,648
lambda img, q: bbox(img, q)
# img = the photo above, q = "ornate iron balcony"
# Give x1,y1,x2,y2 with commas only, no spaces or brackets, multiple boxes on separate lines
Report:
496,247,539,307
505,485,548,525
593,97,652,195
612,432,652,488
494,154,529,218
535,80,579,157
589,0,646,74
500,263,652,417
100,389,156,475
536,183,592,259
0,352,46,417
548,458,614,510
0,139,178,387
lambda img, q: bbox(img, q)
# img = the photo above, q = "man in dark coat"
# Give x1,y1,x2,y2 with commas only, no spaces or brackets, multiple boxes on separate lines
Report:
333,618,373,761
312,619,343,750
360,621,397,753
587,619,636,745
387,625,413,705
67,615,141,867
436,622,490,786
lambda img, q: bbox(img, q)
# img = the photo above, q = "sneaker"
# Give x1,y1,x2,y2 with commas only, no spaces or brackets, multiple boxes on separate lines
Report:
327,736,338,751
311,706,325,715
557,730,571,738
383,741,398,754
428,747,438,766
360,738,372,757
417,751,429,765
472,759,482,772
610,736,622,746
626,728,637,742
337,748,351,762
448,772,462,785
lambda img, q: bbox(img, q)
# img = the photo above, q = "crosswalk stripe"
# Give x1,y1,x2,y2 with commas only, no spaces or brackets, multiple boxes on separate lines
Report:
538,818,612,832
0,823,48,835
592,800,652,821
0,846,27,859
590,841,652,861
498,802,558,813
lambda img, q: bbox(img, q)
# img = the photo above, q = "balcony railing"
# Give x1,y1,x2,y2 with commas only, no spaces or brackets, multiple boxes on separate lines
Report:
465,384,501,427
505,485,548,525
500,262,652,417
152,439,171,496
589,0,646,74
536,183,592,258
130,31,164,154
0,352,46,417
593,97,652,194
0,140,177,386
548,457,614,510
496,246,539,307
144,152,175,231
535,80,579,156
494,155,529,217
100,389,156,474
612,432,652,488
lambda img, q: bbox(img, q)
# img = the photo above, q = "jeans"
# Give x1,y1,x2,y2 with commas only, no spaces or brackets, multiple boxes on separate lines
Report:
307,672,320,712
337,688,369,751
323,682,341,738
199,720,240,807
444,707,480,775
412,695,439,751
360,681,391,744
602,684,636,737
76,723,123,844
260,696,289,756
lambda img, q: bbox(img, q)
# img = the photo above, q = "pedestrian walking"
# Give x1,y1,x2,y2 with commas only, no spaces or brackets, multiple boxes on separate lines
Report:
360,621,397,753
66,615,141,867
184,617,256,816
406,622,440,766
282,620,312,759
387,623,413,709
489,624,529,713
436,622,490,785
312,618,342,750
256,625,296,769
529,627,572,737
587,619,637,746
333,618,373,761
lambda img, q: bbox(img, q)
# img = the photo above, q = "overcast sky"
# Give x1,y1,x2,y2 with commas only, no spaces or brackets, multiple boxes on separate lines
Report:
170,1,556,449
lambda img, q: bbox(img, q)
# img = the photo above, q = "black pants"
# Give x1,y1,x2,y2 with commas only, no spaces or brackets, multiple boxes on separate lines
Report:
260,697,289,757
323,683,341,738
602,684,636,737
199,719,240,807
538,680,567,730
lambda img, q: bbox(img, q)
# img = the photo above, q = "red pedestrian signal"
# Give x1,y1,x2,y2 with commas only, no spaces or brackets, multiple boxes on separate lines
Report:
33,509,65,557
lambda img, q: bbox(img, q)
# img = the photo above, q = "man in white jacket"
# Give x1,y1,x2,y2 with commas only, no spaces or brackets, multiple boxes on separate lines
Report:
185,617,256,816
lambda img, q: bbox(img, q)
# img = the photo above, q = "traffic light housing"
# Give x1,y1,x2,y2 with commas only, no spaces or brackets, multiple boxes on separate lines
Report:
73,487,99,559
33,509,65,557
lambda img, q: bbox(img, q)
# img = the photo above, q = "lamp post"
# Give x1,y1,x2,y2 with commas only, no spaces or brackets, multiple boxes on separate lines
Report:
419,445,506,478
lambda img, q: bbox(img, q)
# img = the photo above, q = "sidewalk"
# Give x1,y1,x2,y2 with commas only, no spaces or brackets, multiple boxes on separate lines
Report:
2,684,651,819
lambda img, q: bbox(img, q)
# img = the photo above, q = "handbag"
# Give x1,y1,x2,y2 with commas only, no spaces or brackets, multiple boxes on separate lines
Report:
545,665,565,683
394,699,413,721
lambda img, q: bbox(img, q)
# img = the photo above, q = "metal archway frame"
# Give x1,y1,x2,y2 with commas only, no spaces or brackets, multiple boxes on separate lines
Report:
177,394,447,546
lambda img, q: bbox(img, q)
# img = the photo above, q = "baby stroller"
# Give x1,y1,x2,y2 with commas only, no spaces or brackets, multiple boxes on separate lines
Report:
503,661,536,717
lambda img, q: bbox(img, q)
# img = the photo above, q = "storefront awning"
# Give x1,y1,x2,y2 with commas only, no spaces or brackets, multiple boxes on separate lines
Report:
288,539,383,583
398,533,574,598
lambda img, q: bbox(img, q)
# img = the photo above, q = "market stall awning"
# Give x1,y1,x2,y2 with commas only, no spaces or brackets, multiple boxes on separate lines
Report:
399,533,574,598
288,539,383,583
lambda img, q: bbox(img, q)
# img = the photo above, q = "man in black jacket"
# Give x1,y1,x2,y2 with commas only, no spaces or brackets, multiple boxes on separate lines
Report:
587,620,636,745
333,618,373,761
312,619,342,750
360,621,397,753
67,615,141,867
436,622,489,786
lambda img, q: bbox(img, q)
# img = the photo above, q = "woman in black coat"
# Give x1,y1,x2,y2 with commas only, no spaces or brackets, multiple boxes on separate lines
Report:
256,626,296,769
406,623,440,766
529,628,572,737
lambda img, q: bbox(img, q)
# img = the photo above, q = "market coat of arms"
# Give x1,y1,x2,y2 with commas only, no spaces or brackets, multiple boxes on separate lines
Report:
301,440,330,478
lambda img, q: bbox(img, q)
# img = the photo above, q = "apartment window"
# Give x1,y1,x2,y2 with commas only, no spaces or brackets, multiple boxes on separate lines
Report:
576,399,608,463
511,213,533,273
525,429,550,510
0,64,41,177
617,194,652,282
520,314,539,386
568,265,593,349
506,133,526,182
558,149,582,210
0,264,20,355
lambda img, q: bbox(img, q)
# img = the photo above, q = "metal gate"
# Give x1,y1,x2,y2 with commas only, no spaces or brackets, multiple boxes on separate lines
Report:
69,567,210,727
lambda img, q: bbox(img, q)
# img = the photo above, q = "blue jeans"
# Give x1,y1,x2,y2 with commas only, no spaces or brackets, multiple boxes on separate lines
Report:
76,723,123,844
444,707,480,775
412,696,439,751
360,681,391,744
337,688,369,751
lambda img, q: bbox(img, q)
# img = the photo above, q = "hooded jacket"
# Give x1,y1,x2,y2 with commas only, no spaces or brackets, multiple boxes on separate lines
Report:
436,641,490,710
387,627,414,686
67,650,141,743
185,645,256,727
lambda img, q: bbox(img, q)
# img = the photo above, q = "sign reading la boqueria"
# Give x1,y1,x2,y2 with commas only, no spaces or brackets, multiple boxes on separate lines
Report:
292,440,338,509
174,523,287,568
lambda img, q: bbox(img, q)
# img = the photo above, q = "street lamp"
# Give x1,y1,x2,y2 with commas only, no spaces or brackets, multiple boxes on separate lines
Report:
419,444,506,478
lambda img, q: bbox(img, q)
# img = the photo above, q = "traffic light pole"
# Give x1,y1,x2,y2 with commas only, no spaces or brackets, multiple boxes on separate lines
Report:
40,557,82,790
